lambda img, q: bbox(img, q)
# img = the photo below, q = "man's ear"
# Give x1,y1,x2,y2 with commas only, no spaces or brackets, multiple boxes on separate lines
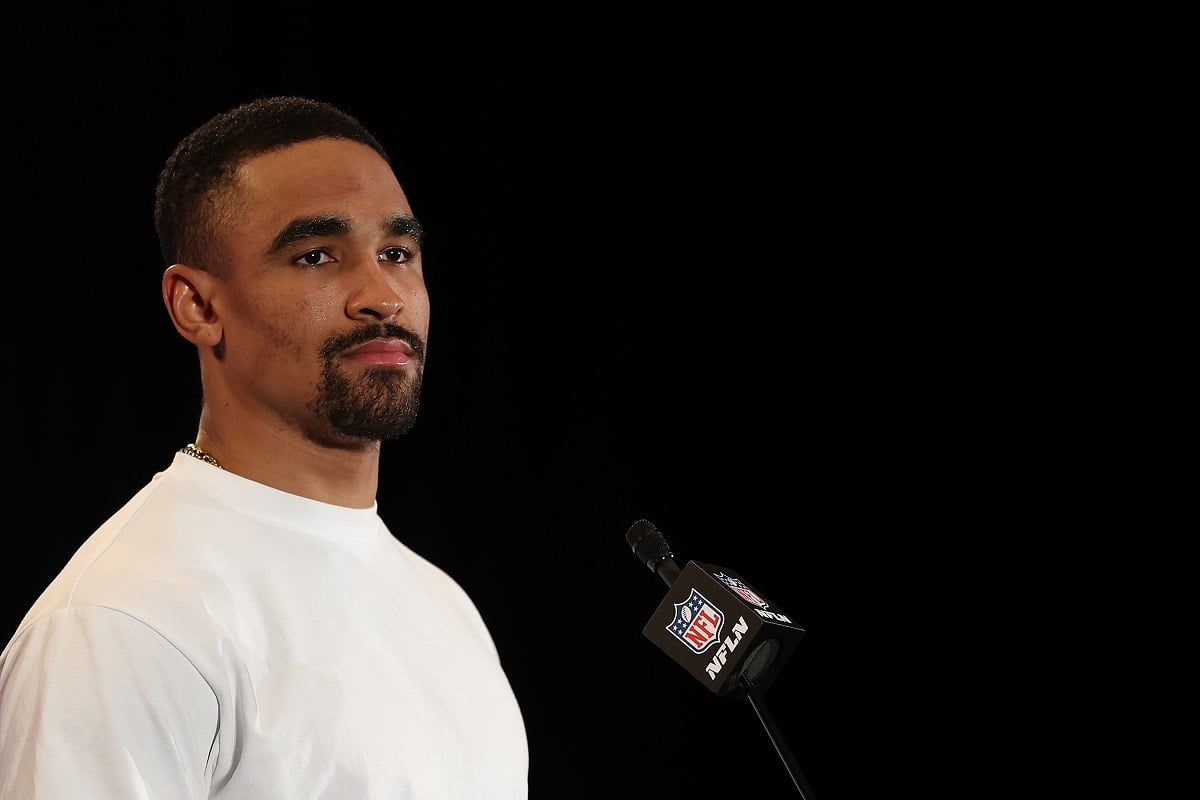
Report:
162,264,222,347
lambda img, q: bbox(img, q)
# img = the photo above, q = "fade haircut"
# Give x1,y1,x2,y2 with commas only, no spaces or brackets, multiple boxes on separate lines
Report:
154,96,391,270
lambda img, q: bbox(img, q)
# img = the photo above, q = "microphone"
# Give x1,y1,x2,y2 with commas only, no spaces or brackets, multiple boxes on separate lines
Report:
626,518,682,586
624,518,805,697
626,518,817,797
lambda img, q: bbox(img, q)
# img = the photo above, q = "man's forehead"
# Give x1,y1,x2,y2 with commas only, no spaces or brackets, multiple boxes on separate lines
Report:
235,138,405,201
229,140,413,233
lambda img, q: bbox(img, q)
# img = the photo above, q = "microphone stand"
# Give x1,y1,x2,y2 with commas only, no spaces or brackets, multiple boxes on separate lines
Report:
740,674,815,798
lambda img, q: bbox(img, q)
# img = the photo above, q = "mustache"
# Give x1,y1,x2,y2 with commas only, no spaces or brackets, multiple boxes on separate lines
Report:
321,323,427,363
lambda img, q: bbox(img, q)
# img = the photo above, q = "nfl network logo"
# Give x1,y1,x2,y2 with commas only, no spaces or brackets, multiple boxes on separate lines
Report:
666,588,725,654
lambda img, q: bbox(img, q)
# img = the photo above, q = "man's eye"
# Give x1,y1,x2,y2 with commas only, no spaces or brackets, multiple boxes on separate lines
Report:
297,250,334,267
380,247,411,264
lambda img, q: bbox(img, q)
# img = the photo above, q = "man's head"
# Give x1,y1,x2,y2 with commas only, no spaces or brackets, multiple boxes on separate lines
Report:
158,96,429,448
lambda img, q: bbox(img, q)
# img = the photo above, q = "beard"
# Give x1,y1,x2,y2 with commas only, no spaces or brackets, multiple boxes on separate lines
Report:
311,324,427,442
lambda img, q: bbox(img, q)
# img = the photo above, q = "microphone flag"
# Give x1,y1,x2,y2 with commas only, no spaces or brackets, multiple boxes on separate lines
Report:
641,561,805,696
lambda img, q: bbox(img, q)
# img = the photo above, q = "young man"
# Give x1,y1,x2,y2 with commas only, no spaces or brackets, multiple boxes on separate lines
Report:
0,96,528,798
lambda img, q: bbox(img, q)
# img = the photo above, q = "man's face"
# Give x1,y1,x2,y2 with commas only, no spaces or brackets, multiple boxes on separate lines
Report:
209,137,430,447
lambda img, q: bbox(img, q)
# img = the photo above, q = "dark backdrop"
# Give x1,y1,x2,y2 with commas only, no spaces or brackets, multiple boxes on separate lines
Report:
6,14,1188,799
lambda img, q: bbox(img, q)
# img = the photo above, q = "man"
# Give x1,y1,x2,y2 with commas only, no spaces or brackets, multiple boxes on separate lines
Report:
0,96,529,798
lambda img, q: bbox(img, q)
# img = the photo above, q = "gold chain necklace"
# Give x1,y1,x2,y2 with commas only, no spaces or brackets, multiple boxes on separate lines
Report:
179,443,223,469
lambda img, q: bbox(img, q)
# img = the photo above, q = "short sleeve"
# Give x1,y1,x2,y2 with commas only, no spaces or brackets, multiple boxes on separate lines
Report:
0,607,217,799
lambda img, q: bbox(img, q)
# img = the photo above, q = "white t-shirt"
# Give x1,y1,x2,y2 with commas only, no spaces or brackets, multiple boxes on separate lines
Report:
0,453,528,799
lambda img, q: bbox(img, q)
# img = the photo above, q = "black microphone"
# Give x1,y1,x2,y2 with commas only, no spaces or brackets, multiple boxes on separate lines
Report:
626,518,817,797
626,518,682,586
624,518,805,697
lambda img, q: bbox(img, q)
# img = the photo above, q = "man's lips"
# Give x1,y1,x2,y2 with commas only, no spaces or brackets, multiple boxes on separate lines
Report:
341,337,416,366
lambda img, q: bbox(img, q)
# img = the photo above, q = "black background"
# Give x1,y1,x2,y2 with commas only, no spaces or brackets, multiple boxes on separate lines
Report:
6,12,1190,799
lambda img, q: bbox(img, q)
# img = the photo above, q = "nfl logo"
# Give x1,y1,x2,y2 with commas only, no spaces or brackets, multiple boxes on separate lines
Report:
713,571,768,608
666,588,725,654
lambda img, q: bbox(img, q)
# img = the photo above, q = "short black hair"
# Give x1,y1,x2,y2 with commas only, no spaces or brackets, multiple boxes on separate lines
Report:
154,96,390,268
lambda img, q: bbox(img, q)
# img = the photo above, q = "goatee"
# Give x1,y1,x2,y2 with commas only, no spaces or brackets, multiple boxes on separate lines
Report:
312,324,427,441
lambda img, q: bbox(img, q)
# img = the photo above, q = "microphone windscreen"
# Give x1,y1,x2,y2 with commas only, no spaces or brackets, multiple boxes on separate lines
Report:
626,519,674,573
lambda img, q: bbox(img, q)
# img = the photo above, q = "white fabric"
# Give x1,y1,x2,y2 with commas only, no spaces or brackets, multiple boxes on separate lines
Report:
0,453,528,799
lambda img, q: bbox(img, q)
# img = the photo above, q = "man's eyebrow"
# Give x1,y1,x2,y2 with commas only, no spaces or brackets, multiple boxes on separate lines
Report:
387,214,425,245
269,215,351,254
267,214,425,255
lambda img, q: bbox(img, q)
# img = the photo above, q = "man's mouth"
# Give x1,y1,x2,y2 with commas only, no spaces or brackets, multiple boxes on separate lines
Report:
340,338,416,367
